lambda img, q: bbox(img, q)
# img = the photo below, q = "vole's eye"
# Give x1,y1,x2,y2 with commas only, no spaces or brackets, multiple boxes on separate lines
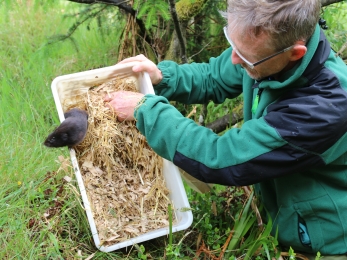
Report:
52,137,55,140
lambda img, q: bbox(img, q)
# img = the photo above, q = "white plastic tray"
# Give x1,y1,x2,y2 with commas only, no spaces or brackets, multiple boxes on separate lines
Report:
50,63,193,252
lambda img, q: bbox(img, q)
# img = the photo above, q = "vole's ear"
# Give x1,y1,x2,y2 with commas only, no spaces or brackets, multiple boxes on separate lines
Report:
61,133,69,141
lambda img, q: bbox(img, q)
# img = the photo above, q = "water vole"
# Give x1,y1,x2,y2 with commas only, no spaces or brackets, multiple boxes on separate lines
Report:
44,108,88,148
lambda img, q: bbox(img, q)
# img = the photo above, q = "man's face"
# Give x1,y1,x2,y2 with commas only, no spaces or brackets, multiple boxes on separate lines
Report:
227,28,292,81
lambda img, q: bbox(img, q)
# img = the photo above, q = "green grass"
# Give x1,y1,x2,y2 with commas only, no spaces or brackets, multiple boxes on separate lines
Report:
0,2,274,258
322,1,347,53
0,1,121,177
2,1,345,259
0,1,126,258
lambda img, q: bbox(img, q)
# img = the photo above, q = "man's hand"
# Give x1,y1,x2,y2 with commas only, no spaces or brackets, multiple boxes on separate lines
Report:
117,54,163,85
104,91,144,122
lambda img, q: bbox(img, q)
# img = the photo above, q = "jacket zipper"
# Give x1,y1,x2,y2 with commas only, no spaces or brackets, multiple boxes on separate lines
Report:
251,88,264,115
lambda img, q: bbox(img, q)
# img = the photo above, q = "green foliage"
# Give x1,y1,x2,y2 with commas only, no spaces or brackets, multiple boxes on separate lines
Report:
0,171,93,259
322,1,347,53
135,0,170,29
205,96,243,124
288,246,296,260
166,203,175,259
176,0,209,21
2,0,347,259
47,5,106,49
185,0,228,62
284,247,323,260
134,244,148,260
0,1,131,258
46,3,124,55
189,186,243,247
187,186,279,259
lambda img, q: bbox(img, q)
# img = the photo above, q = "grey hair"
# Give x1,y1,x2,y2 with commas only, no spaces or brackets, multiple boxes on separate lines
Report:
221,0,321,50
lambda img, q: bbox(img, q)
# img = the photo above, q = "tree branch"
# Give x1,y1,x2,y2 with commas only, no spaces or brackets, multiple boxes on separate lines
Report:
168,0,188,64
67,0,152,47
206,112,243,133
321,0,344,7
68,0,134,14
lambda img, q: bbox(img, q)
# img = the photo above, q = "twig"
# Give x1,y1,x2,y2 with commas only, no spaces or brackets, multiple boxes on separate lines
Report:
219,230,234,260
336,37,347,57
67,0,153,53
199,103,208,126
195,241,219,260
281,252,309,260
186,105,197,118
168,0,188,64
189,40,213,60
242,186,263,227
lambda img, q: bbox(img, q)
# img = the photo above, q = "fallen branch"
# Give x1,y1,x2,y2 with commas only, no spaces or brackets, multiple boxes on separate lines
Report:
206,112,243,133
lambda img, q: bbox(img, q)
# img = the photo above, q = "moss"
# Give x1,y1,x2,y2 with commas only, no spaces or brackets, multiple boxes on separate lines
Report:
176,0,209,21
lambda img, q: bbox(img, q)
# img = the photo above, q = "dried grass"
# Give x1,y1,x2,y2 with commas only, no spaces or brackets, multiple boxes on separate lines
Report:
64,77,173,245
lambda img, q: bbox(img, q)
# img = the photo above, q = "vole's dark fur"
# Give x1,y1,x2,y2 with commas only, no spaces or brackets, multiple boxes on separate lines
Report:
44,108,88,148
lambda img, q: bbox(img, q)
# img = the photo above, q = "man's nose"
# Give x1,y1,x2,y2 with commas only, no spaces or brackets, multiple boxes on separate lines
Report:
231,50,243,65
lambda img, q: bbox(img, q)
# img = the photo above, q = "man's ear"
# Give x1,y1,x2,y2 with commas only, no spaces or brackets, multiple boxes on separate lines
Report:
289,43,307,61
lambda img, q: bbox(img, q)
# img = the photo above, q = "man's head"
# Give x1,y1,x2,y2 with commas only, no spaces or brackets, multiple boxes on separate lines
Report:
223,0,321,80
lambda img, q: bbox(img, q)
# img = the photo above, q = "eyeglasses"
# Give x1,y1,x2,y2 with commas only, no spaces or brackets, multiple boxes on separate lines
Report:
223,26,295,69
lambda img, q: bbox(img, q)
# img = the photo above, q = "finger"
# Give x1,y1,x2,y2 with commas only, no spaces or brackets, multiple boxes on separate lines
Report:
117,54,147,65
103,96,111,102
117,113,128,122
117,57,137,65
132,60,154,72
103,92,115,102
104,101,113,111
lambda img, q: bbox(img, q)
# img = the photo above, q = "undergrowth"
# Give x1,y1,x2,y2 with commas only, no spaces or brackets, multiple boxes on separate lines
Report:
0,0,345,259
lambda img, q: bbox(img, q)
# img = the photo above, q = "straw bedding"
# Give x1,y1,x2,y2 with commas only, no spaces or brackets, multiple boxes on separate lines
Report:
65,77,173,245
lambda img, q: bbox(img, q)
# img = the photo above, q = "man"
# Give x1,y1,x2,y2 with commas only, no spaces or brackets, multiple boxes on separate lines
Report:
104,0,347,258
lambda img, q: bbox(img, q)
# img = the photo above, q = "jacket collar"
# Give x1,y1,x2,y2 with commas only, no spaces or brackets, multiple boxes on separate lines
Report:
258,25,330,90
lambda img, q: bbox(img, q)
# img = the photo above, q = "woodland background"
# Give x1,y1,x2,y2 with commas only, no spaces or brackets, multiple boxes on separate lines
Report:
0,0,346,259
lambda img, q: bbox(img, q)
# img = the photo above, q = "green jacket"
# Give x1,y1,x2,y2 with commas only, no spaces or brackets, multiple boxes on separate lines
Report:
134,25,347,254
